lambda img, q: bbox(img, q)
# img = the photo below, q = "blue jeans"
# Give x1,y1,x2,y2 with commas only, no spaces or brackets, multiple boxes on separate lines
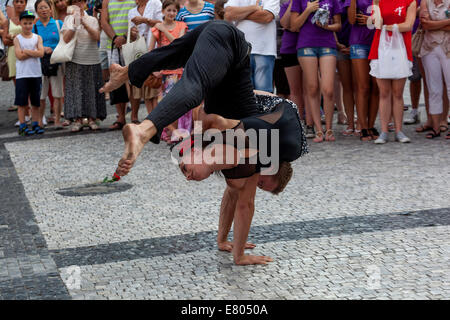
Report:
297,47,337,58
250,54,275,93
350,44,371,59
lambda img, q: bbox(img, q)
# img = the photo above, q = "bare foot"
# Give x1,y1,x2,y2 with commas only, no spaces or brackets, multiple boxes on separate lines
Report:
218,241,256,253
100,64,129,94
116,123,147,176
234,254,273,265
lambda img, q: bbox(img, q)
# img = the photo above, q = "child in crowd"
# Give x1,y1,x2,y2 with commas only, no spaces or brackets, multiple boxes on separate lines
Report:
148,0,188,142
14,10,45,136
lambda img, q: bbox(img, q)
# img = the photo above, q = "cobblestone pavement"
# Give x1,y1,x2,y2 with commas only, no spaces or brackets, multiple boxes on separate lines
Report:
0,80,449,300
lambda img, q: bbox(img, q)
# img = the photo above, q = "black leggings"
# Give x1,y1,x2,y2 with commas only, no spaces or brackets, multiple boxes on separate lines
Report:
128,21,260,144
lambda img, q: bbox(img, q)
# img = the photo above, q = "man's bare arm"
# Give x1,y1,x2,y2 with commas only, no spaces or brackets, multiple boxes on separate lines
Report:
100,0,116,39
245,10,275,24
224,5,261,22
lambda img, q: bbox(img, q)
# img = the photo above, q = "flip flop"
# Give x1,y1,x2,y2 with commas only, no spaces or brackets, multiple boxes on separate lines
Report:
109,121,125,131
416,125,433,133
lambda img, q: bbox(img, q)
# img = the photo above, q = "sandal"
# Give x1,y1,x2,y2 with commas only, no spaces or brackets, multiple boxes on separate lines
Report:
131,120,141,125
313,131,324,143
8,105,18,112
62,119,71,127
416,124,433,133
342,128,354,136
360,129,371,141
439,125,448,132
88,121,99,131
368,127,380,140
426,129,440,139
446,132,450,140
325,129,335,142
71,122,83,132
109,121,125,131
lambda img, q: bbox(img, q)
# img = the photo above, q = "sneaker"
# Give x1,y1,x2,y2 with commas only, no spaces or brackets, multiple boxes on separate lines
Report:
32,122,45,134
404,110,420,125
395,131,411,143
18,124,35,136
374,132,389,144
305,125,316,138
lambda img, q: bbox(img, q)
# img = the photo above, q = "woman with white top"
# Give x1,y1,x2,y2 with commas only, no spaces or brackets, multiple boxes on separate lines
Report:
419,0,450,139
62,0,106,132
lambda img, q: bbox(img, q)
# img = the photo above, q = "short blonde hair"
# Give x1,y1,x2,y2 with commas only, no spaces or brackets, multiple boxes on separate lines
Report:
271,162,293,195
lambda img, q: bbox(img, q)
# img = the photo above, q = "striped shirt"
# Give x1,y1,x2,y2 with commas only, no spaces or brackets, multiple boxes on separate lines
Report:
107,0,136,49
176,2,215,31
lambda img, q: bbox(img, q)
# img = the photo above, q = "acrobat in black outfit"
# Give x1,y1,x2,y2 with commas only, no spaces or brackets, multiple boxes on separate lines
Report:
100,20,308,265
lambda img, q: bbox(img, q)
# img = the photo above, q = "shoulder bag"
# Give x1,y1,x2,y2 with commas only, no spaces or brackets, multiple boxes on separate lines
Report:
50,17,77,64
122,23,148,66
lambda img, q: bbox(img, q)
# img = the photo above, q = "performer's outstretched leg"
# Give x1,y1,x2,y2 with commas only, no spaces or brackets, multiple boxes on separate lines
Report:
110,21,258,176
144,21,256,143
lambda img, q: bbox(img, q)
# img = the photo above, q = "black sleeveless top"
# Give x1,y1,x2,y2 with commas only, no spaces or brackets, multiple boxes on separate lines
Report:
175,95,308,179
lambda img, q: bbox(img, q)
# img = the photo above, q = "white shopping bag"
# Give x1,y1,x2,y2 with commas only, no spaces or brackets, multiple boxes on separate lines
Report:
122,24,148,66
377,25,411,79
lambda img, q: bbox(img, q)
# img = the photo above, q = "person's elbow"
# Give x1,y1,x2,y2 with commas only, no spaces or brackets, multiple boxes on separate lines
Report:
224,8,236,21
261,11,275,24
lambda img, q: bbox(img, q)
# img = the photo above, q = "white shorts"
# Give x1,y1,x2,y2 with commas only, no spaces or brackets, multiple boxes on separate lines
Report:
41,65,64,99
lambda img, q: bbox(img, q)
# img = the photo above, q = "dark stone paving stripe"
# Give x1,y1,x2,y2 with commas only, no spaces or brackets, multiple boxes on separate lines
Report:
1,127,111,144
0,143,71,299
50,207,450,268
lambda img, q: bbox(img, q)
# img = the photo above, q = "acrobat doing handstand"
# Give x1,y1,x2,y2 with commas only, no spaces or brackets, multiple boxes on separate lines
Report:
101,20,308,265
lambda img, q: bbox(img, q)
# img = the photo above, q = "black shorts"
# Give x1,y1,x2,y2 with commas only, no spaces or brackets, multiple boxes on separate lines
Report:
15,77,42,107
273,58,290,95
280,53,299,68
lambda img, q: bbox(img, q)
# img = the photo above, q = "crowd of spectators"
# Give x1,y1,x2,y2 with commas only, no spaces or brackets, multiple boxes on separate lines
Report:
0,0,449,141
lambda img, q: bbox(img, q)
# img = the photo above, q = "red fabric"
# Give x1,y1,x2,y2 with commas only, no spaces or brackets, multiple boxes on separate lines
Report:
368,0,415,61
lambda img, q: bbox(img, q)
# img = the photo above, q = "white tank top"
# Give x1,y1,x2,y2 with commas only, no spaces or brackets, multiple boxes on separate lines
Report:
15,34,42,79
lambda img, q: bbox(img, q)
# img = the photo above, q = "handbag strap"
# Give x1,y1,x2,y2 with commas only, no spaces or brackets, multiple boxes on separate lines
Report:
111,43,125,66
55,19,61,34
127,22,131,44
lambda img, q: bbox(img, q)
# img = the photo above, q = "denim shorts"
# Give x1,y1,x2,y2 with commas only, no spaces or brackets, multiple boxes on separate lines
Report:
297,47,337,58
250,54,276,93
350,44,371,59
99,49,109,70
